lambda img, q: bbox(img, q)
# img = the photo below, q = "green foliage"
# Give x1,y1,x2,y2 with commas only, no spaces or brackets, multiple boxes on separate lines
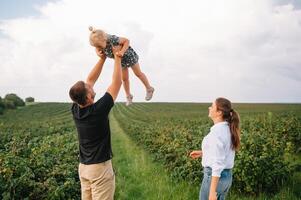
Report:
0,97,4,115
5,93,25,107
234,128,294,194
25,97,35,103
0,93,26,114
0,97,4,108
3,99,16,109
0,103,80,199
112,103,301,196
0,102,300,199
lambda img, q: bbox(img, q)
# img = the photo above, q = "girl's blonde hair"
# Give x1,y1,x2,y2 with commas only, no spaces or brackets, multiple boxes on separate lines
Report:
88,26,107,47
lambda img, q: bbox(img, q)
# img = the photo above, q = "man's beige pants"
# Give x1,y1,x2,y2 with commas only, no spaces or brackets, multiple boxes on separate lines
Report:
79,160,115,200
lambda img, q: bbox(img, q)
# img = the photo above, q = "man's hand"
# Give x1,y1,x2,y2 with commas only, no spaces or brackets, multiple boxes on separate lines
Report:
95,48,106,60
112,45,123,57
115,51,124,57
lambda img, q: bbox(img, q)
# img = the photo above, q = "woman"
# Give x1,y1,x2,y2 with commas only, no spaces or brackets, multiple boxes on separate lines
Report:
190,97,240,200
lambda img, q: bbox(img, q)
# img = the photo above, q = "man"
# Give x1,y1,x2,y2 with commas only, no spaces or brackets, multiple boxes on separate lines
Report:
69,46,122,200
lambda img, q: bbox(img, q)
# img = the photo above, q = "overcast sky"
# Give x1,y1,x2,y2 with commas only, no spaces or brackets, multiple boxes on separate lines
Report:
0,0,300,103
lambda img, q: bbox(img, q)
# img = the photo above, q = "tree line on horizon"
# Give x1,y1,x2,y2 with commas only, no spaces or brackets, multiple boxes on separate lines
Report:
0,94,34,115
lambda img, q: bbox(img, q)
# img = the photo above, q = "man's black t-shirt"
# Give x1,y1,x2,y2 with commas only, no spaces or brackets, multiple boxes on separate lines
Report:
71,92,114,164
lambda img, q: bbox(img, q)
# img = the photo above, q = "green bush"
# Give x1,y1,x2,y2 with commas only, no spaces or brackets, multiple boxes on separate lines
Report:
25,97,35,103
3,100,16,109
0,103,80,199
0,97,4,107
233,129,294,195
1,102,300,199
5,93,25,107
113,104,300,196
0,97,4,114
0,153,36,200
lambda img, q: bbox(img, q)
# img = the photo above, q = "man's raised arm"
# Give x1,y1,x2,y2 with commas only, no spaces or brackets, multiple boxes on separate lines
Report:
106,46,122,101
86,52,106,87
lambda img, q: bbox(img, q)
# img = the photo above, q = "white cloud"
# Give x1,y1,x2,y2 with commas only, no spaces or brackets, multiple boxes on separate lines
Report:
0,0,300,102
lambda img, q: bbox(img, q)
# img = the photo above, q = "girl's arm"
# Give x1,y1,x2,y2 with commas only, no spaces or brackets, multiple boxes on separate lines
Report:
117,37,130,56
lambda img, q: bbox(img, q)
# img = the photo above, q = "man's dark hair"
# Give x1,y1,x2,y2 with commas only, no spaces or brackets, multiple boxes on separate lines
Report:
69,81,87,105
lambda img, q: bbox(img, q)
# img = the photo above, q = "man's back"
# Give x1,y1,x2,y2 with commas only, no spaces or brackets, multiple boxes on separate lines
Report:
71,92,114,164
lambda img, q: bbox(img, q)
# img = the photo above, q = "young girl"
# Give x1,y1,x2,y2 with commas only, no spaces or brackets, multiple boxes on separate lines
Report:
190,97,240,200
88,26,154,106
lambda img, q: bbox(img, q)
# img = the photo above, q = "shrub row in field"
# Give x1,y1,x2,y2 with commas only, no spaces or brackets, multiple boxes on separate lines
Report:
113,103,301,195
0,103,80,199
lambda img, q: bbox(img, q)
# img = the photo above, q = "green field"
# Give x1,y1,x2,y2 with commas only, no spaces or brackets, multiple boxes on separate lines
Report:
0,102,300,199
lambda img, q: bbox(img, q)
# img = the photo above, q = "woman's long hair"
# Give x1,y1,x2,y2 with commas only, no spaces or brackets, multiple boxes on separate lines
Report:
215,97,240,151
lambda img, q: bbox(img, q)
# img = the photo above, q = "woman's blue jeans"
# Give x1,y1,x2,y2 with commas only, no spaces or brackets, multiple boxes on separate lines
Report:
199,167,232,200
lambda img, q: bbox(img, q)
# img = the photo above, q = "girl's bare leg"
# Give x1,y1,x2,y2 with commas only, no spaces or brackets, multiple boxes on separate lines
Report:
131,63,154,101
122,67,131,96
131,63,151,89
122,67,133,105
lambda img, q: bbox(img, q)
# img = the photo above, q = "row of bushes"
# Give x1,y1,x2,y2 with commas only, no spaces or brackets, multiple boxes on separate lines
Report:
112,103,301,196
0,94,34,114
0,103,80,199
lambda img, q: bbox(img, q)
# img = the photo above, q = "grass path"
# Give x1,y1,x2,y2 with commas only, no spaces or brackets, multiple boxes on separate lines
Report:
110,112,300,200
110,114,199,200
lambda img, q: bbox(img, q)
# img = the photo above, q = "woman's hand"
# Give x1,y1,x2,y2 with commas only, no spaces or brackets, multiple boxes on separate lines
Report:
189,150,202,159
95,48,106,60
209,176,219,200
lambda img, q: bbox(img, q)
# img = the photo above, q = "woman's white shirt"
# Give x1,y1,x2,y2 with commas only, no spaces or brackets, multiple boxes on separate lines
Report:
201,121,235,177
